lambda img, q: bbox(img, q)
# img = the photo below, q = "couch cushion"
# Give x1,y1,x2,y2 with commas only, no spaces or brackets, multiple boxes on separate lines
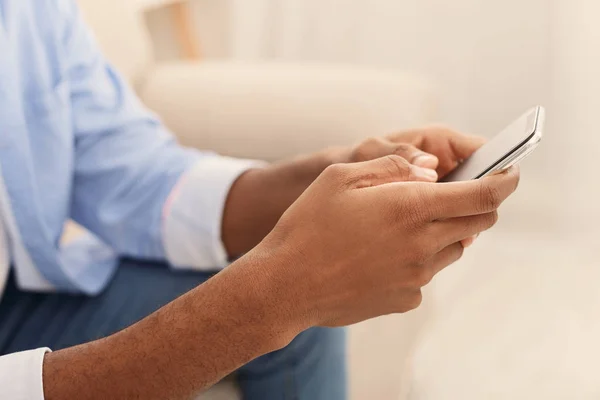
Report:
140,61,437,161
408,232,599,400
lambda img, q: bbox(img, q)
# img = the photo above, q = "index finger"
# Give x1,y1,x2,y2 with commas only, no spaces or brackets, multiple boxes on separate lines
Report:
419,167,520,219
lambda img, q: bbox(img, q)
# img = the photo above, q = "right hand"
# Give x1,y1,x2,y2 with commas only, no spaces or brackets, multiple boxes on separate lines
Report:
254,155,520,329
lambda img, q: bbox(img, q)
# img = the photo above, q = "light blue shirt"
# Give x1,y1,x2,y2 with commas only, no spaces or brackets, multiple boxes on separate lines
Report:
0,0,258,294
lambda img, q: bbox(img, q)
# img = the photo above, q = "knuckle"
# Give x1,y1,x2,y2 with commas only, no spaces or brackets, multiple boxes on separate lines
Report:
485,210,499,229
394,143,413,155
416,268,435,287
407,269,423,287
465,210,498,235
363,136,380,147
383,184,430,229
352,137,379,161
322,163,349,182
405,209,428,231
477,182,502,212
381,155,412,178
452,245,465,263
407,290,424,311
421,225,443,254
385,199,408,225
385,200,419,232
409,185,434,222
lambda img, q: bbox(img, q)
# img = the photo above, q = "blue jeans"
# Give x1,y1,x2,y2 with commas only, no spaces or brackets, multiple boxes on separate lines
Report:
0,259,347,400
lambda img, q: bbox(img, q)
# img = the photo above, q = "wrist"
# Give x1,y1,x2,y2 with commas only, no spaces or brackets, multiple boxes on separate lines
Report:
222,250,312,348
222,150,341,258
221,167,276,257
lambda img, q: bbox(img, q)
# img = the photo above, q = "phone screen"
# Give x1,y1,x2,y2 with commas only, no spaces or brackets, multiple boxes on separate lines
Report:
443,107,541,182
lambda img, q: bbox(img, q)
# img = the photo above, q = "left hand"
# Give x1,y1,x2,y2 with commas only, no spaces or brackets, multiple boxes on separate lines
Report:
341,126,486,179
223,127,486,257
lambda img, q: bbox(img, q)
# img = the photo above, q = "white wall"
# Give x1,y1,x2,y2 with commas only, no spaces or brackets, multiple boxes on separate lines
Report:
148,0,552,134
551,0,600,231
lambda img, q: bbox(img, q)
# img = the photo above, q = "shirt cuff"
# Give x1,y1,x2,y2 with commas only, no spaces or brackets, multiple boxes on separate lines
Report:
0,348,51,400
162,156,267,270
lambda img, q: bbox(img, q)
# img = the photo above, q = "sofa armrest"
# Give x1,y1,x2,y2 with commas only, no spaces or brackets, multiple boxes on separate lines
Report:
139,62,438,161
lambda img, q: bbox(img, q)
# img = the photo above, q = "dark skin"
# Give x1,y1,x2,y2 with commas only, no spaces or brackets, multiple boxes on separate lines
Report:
222,127,486,256
44,128,507,400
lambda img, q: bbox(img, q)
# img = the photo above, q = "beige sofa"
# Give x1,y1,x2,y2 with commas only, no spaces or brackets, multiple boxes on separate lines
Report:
76,1,438,399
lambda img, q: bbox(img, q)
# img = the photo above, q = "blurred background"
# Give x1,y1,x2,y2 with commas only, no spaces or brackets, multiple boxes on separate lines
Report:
83,0,599,398
140,0,599,229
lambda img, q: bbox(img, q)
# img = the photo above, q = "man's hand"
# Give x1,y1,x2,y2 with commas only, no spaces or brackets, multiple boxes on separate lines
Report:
344,136,440,171
338,126,486,178
43,156,518,400
222,127,486,258
384,127,487,178
255,155,519,328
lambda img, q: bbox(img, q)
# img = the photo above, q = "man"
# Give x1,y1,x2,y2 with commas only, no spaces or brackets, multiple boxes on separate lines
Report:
0,0,520,399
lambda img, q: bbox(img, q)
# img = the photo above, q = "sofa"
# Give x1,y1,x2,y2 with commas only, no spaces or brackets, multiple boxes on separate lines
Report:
74,0,439,398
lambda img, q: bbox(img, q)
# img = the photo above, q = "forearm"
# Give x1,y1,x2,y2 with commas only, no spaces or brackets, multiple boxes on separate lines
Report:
42,253,303,400
222,147,346,257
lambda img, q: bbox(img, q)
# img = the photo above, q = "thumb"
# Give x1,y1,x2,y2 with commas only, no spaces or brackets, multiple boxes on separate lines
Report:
344,155,438,188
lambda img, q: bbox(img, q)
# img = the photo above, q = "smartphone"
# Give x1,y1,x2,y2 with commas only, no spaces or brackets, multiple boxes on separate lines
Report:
442,106,545,182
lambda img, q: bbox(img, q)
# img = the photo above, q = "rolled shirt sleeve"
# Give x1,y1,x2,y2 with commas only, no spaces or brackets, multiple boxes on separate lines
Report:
163,157,267,270
54,0,268,266
0,348,50,400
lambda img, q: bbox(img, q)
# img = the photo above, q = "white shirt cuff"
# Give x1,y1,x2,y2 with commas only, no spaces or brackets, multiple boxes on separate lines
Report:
163,156,267,270
0,348,51,400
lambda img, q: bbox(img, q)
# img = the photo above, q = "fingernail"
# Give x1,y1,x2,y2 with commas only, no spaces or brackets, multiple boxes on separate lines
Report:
413,154,439,168
411,166,438,181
